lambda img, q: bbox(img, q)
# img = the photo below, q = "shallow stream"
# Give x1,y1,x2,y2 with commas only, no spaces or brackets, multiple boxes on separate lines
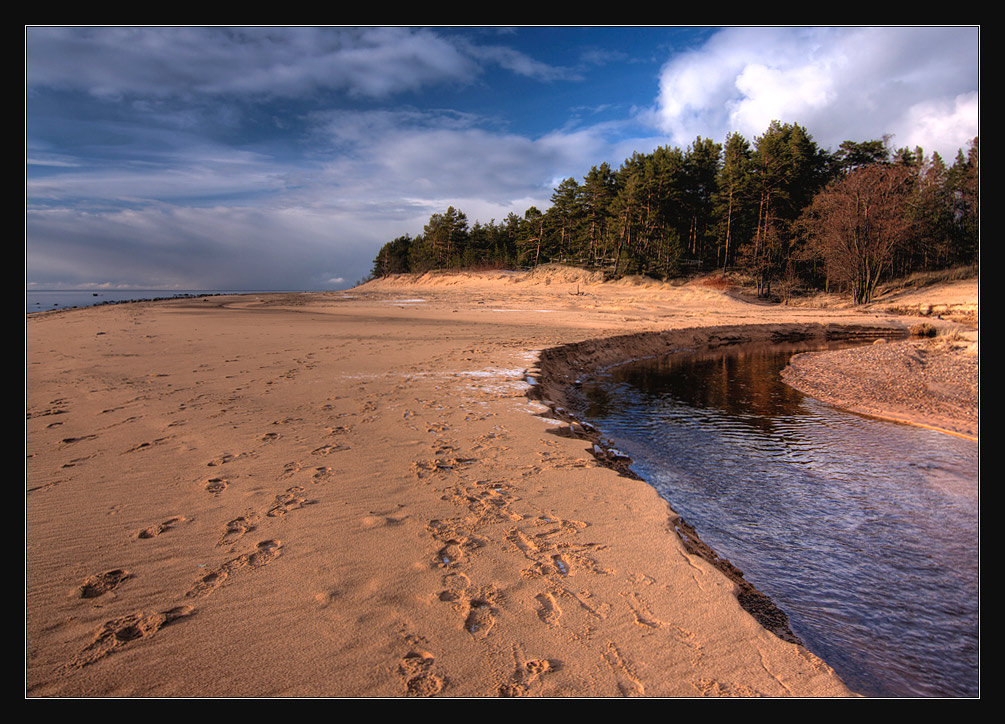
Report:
581,340,979,698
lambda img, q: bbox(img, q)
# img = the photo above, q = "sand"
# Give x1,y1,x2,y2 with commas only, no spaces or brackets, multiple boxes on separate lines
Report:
25,270,978,697
782,336,979,440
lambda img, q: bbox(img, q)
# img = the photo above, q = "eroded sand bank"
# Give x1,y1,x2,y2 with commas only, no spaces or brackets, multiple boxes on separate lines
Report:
25,271,977,697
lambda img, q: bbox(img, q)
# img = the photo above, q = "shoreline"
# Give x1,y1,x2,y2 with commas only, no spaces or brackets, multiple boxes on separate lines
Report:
26,272,977,697
781,336,979,441
528,322,902,647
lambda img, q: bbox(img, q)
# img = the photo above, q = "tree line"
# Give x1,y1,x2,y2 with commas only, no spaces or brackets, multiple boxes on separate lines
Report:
370,121,978,304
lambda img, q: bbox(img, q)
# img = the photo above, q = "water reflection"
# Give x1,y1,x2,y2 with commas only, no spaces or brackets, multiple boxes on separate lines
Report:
583,340,979,698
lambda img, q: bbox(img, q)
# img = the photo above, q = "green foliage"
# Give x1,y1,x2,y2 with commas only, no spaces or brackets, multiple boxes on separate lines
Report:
833,138,890,172
367,123,977,302
371,235,413,277
713,132,755,271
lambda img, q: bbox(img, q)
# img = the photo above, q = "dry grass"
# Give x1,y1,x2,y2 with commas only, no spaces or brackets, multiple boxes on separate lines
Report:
878,266,978,296
909,322,939,337
523,264,607,285
693,272,736,291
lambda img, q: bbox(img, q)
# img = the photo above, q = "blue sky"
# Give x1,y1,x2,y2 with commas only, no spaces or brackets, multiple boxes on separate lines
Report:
26,26,980,291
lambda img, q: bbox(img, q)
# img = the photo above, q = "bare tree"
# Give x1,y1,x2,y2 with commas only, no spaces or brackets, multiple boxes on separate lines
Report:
800,164,913,304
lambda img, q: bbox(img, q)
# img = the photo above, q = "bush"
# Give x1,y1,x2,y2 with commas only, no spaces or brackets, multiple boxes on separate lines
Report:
696,273,735,290
909,322,938,337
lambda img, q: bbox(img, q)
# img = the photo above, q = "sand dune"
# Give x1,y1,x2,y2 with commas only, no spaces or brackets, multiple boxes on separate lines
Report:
26,270,977,697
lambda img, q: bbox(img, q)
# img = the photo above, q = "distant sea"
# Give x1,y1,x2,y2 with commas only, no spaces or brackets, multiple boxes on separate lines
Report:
25,290,303,314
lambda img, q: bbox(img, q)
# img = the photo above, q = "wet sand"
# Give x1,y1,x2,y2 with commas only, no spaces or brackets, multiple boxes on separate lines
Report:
25,270,978,697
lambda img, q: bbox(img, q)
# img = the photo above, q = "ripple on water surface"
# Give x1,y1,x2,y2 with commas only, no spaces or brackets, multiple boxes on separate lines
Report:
583,340,979,698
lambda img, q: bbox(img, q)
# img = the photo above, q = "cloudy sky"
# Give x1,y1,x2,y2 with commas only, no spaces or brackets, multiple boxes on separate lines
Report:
26,26,980,292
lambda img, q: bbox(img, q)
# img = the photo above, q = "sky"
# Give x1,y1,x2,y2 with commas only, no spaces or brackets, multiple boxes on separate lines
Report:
26,26,980,292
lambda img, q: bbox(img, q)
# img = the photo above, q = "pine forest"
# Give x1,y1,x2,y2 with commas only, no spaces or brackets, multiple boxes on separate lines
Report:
370,121,979,305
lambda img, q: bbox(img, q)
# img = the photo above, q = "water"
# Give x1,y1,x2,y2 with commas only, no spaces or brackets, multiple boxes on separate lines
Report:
25,289,301,314
581,340,979,698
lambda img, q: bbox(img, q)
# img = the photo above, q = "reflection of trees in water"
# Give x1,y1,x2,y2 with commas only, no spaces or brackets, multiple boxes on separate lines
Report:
586,340,861,434
581,338,979,697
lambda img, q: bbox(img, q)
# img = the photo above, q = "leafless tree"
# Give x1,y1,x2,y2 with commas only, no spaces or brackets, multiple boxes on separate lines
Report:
800,164,913,304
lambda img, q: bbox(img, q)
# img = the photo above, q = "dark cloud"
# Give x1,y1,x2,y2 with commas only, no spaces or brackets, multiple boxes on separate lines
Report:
26,27,979,292
26,205,378,290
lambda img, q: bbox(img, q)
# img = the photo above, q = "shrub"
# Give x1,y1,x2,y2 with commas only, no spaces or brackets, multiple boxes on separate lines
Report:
909,322,938,337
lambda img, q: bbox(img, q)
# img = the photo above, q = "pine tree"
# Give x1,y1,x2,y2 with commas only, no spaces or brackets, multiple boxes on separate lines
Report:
681,136,722,264
948,138,979,265
713,132,755,271
547,177,584,263
422,206,469,268
581,163,617,267
745,121,830,296
371,235,413,277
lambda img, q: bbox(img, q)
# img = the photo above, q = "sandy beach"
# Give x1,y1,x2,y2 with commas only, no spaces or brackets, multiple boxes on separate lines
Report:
25,269,978,697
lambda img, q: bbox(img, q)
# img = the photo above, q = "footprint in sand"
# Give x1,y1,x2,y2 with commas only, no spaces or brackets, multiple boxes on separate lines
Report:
464,598,496,638
398,650,445,697
76,569,133,599
267,487,313,517
62,454,96,469
508,529,541,557
242,538,284,567
207,452,253,467
535,592,562,626
361,507,409,529
135,516,186,540
431,537,459,567
499,650,555,697
623,591,665,629
60,434,98,445
69,605,195,669
311,467,334,484
218,513,260,545
695,678,766,697
204,477,228,494
28,400,68,419
602,642,646,697
188,569,229,598
426,518,487,568
186,540,283,598
123,437,170,453
437,571,470,604
311,443,349,456
313,588,340,609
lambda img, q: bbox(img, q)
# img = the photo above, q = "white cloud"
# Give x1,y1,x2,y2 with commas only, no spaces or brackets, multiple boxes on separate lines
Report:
30,27,977,294
27,151,292,206
26,156,81,168
25,28,627,290
25,27,570,100
311,108,604,208
900,91,980,160
655,27,979,158
462,41,580,82
26,105,630,289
